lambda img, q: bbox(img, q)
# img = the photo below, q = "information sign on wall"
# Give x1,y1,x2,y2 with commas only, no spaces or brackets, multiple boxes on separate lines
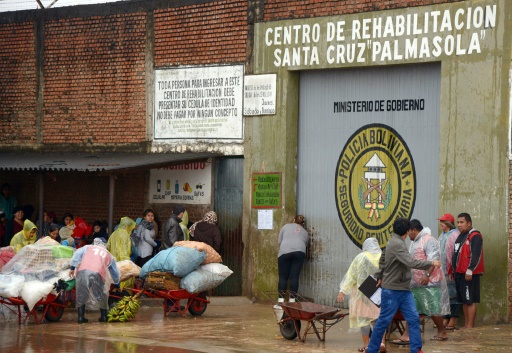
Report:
149,162,212,204
251,172,282,208
154,65,244,139
243,74,277,116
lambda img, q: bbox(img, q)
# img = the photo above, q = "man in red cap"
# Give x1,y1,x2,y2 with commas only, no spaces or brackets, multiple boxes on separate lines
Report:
437,213,461,329
448,213,484,329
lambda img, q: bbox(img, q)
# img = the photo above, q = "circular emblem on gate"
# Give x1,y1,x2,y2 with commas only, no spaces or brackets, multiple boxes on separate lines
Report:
335,124,416,249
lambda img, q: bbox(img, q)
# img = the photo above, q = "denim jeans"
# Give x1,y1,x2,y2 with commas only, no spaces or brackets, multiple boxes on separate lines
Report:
367,288,422,353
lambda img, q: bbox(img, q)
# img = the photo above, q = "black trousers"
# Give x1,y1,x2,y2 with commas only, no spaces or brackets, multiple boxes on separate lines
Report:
277,251,306,297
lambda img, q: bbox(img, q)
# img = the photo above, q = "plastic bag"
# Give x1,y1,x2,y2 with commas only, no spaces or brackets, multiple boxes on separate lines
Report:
0,274,25,298
116,260,141,282
20,280,55,311
199,263,233,278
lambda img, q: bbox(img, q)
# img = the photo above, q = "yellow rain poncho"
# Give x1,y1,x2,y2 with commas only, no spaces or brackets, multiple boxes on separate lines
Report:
339,237,382,330
107,217,136,290
180,210,190,241
10,220,38,253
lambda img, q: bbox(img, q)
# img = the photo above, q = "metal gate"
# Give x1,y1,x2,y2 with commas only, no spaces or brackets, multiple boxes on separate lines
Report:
296,63,441,304
214,157,244,295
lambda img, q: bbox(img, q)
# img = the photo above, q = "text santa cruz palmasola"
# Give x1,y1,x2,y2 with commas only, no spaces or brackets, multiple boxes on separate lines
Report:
265,5,496,66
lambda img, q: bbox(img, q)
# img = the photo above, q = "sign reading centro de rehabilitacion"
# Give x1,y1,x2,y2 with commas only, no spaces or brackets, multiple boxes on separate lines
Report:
149,162,212,204
252,172,282,208
154,65,244,139
263,3,497,67
335,124,416,249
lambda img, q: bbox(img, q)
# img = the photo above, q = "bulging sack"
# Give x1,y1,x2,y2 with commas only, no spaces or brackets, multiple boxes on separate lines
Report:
139,246,206,278
180,269,226,293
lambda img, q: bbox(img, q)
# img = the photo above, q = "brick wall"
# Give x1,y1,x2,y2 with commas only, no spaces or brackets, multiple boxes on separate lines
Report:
0,22,37,145
43,14,147,145
154,0,248,66
263,0,466,20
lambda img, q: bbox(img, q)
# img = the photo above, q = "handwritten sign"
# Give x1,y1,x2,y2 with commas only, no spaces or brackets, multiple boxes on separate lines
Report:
251,172,282,208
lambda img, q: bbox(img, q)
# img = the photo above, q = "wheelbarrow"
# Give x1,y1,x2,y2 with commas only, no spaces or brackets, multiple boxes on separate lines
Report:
265,291,348,342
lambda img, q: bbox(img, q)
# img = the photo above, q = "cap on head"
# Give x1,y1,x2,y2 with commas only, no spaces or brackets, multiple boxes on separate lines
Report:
173,205,185,215
437,213,455,223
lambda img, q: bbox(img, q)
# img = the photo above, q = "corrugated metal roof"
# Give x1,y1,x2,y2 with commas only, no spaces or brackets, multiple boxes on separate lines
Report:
0,152,217,172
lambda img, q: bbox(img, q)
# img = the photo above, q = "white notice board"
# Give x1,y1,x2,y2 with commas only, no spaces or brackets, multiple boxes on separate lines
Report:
244,74,277,116
154,65,244,139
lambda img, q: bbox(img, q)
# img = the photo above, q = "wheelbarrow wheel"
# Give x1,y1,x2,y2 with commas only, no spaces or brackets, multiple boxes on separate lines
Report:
280,313,301,340
188,298,207,316
44,301,65,322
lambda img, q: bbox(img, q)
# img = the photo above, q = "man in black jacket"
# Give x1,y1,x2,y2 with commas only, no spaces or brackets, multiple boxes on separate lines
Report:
161,205,185,249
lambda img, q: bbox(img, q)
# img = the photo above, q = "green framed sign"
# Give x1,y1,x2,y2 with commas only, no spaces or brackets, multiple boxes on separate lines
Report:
251,172,282,208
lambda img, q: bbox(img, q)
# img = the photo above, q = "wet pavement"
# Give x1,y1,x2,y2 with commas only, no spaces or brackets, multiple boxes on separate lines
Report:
1,299,512,353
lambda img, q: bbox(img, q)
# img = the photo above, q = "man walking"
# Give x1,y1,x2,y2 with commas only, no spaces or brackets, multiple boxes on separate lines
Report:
365,218,441,353
448,213,484,329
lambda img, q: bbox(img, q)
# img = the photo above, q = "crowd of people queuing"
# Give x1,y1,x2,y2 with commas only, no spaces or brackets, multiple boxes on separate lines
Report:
334,213,484,353
0,186,223,271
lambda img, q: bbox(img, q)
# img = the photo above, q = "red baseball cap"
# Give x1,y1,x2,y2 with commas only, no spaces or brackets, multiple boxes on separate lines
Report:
437,213,455,223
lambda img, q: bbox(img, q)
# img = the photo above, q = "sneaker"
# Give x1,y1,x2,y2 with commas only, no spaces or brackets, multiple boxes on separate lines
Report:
289,298,296,303
273,304,282,309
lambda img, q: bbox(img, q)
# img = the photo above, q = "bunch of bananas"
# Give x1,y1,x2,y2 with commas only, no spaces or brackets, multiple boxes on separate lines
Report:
107,292,141,322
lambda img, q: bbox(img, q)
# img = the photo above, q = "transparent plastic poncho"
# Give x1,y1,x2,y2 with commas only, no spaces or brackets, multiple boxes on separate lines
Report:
71,244,118,310
409,227,450,316
339,237,382,330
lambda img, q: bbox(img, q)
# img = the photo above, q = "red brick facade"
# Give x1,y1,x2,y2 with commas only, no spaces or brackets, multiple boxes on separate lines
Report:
154,0,247,66
43,14,147,145
0,23,37,145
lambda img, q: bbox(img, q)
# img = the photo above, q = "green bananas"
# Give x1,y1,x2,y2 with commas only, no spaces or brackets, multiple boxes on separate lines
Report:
107,292,141,322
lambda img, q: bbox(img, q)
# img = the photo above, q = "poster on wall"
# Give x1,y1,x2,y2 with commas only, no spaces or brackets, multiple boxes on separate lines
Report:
251,172,282,208
243,74,277,116
149,161,212,204
154,65,244,139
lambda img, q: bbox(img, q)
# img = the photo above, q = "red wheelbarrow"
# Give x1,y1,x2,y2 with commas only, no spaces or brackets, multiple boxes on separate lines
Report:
265,291,348,342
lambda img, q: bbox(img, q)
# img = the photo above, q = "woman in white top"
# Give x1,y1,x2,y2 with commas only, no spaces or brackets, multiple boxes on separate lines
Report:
135,209,158,267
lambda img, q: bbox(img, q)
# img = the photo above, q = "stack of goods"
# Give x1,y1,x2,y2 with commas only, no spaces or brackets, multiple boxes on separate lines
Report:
107,292,142,322
0,240,75,310
139,241,232,293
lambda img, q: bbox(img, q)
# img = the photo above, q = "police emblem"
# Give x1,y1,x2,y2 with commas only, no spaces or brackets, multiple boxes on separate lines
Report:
335,124,416,248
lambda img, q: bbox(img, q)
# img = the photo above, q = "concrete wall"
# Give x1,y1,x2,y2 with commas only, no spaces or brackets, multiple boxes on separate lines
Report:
247,0,511,323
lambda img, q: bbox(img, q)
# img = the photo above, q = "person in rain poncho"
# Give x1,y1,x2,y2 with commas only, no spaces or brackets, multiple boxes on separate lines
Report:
180,210,190,241
70,238,120,323
437,213,461,330
107,216,136,290
10,219,37,253
393,219,450,343
337,237,387,353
